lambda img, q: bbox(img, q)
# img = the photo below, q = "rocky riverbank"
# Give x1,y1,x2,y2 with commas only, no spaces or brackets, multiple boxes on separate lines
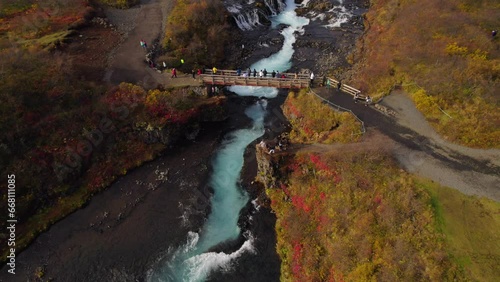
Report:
0,95,253,281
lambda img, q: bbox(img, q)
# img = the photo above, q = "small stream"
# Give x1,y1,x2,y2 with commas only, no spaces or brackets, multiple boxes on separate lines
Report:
149,1,309,281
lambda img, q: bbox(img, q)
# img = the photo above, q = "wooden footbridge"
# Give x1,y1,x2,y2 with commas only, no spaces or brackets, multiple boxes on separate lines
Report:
200,69,363,96
200,69,311,88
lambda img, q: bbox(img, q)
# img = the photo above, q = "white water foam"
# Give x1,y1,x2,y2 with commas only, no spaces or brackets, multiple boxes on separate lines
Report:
251,198,261,211
324,6,352,28
228,86,278,98
314,13,326,21
183,235,256,281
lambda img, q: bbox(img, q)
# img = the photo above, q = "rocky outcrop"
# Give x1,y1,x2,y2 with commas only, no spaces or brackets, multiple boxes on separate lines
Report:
374,103,397,117
255,143,293,190
136,95,227,145
255,145,278,189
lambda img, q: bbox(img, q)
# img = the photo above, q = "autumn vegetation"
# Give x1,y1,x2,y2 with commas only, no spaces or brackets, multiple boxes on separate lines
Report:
97,0,138,9
349,0,500,148
282,89,362,144
0,71,225,261
264,88,497,281
0,0,93,50
159,0,235,71
0,0,226,261
265,150,466,281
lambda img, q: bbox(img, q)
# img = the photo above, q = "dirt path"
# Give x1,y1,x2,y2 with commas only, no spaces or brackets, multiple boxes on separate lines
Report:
103,0,202,89
381,90,500,167
381,91,500,201
313,87,500,202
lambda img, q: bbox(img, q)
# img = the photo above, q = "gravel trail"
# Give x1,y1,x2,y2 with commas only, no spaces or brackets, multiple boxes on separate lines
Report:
314,87,500,202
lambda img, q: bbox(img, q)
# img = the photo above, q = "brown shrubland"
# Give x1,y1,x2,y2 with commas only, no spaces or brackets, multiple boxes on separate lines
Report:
350,0,500,148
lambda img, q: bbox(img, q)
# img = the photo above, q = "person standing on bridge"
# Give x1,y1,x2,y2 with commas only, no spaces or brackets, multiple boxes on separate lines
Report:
197,69,202,76
247,68,251,77
263,69,268,77
212,67,217,75
253,69,257,77
272,70,276,78
337,80,342,90
192,69,196,79
259,70,263,78
171,68,177,78
237,68,241,76
310,72,315,87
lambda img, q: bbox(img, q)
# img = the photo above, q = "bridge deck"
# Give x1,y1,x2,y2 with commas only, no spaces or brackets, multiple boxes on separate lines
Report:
201,69,310,89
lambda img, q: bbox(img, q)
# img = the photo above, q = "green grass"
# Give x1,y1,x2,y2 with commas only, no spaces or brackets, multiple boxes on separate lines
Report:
418,178,500,281
18,30,75,49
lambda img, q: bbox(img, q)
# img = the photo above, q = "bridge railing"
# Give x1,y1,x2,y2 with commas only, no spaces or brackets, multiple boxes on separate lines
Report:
203,69,311,79
325,77,362,97
200,69,311,88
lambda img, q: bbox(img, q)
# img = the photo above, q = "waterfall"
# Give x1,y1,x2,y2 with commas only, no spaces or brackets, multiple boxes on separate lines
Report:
264,0,278,15
275,0,286,12
228,0,287,31
324,6,352,28
233,9,262,31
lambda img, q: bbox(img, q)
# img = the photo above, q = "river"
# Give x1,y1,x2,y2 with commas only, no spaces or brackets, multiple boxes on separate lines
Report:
148,1,309,281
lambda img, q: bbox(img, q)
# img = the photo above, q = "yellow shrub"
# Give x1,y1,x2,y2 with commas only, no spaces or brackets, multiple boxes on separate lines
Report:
445,42,468,56
349,0,499,148
411,88,441,117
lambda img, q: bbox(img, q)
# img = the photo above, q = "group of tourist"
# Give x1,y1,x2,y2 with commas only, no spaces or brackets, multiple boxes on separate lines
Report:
225,68,302,80
169,68,204,79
